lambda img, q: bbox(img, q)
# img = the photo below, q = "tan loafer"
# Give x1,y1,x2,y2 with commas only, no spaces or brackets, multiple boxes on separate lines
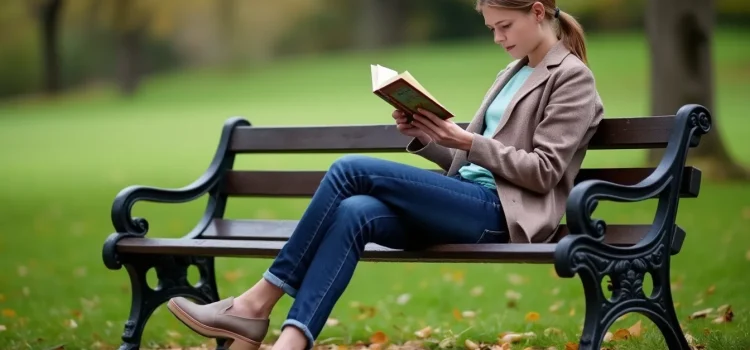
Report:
167,296,269,350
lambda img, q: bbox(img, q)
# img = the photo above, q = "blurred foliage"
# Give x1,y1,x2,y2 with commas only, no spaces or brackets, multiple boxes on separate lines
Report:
0,0,748,99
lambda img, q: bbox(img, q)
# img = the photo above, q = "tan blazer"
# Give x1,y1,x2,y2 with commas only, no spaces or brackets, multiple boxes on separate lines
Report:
407,41,604,243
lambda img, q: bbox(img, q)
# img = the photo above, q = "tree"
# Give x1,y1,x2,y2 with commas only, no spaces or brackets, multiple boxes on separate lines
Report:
646,0,748,180
31,0,64,95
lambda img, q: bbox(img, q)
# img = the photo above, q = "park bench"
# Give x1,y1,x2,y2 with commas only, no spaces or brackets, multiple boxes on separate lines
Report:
102,103,711,350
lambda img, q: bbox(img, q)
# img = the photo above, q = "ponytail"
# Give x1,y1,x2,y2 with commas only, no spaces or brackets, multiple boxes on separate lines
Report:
556,11,587,65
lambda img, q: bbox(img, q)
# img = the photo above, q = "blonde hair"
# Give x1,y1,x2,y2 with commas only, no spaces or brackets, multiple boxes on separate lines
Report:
475,0,588,65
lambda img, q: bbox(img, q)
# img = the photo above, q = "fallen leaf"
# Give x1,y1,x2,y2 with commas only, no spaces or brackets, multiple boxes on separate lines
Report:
356,305,377,320
689,308,713,320
166,330,181,338
712,305,733,324
0,325,6,332
628,320,643,337
549,301,564,313
717,304,730,312
17,265,28,277
612,328,630,340
414,326,432,339
706,285,716,295
568,308,576,317
452,308,463,320
396,293,411,305
370,330,388,344
66,319,78,329
462,310,477,318
508,273,527,285
564,342,579,350
499,333,523,343
685,333,696,345
470,286,484,297
465,339,480,349
1,309,16,318
603,332,613,342
325,318,339,327
543,327,563,337
525,311,540,322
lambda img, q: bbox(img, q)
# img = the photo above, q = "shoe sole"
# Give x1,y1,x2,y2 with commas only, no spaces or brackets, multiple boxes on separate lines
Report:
167,299,262,350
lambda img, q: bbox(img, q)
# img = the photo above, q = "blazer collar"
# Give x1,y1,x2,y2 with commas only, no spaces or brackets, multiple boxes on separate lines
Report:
470,41,571,137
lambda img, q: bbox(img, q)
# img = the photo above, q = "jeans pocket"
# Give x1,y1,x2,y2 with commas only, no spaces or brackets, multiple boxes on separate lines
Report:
475,229,510,244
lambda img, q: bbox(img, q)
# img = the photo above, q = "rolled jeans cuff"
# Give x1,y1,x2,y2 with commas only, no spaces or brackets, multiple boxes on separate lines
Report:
262,270,298,298
281,319,315,350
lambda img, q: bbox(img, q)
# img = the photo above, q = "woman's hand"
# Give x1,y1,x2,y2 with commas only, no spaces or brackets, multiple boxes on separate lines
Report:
412,108,474,151
393,110,431,144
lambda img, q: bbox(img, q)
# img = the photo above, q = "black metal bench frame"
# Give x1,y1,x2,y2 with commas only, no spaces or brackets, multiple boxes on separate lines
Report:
102,104,712,350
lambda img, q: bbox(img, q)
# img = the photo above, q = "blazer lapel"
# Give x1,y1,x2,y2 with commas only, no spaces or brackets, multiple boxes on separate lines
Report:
466,59,526,135
490,42,571,138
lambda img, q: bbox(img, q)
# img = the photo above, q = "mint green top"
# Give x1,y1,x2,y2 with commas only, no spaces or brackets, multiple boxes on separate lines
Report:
458,65,535,190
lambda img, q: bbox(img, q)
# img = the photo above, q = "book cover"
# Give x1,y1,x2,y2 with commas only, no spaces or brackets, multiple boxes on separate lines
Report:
371,65,454,121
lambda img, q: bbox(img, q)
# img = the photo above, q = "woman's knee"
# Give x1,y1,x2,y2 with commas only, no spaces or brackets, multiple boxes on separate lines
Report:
336,195,393,239
328,154,378,176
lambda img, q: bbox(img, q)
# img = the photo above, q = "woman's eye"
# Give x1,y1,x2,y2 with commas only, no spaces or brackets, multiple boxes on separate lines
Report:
502,24,512,29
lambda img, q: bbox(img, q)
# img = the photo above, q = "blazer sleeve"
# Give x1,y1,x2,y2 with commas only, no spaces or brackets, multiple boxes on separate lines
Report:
465,65,599,194
406,137,455,172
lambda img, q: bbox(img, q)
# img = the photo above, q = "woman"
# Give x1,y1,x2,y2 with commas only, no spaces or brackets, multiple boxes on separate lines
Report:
166,1,603,349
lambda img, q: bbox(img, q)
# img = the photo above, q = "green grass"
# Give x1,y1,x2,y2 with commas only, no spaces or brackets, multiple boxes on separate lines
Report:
1,28,750,349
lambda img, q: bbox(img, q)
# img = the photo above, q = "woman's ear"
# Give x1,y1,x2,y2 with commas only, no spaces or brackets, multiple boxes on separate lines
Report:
531,1,546,22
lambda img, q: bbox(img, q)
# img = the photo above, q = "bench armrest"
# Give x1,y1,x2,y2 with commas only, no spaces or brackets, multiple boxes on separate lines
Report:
565,104,711,238
554,104,711,278
103,117,249,270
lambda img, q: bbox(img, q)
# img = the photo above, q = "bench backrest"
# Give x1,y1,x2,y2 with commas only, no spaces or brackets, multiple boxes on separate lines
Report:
222,116,701,198
207,115,701,246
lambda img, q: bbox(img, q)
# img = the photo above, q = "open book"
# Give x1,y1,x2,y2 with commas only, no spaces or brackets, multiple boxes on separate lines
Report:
371,64,454,121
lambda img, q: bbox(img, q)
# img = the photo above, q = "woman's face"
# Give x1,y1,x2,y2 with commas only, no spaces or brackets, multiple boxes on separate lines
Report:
481,4,545,60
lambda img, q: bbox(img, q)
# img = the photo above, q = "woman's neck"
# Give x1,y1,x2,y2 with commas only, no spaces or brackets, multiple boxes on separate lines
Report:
527,34,559,68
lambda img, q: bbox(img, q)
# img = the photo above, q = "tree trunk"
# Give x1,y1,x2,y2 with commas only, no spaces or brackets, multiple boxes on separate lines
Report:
355,0,409,50
114,0,144,96
646,0,748,180
39,0,63,95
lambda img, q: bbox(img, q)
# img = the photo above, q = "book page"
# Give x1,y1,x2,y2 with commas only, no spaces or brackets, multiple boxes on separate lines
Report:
371,64,399,90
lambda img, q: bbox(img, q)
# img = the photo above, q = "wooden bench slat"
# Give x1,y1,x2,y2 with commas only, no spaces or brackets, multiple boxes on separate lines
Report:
117,238,558,263
200,219,658,246
229,116,678,153
223,167,701,198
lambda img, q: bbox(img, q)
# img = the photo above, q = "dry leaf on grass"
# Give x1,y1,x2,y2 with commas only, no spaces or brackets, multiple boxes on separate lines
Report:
549,301,564,313
543,327,563,337
325,318,340,327
611,328,630,341
712,305,734,324
498,331,536,344
689,308,713,320
166,330,181,338
628,320,643,337
564,342,579,350
524,311,540,322
507,273,528,285
370,330,388,345
470,286,484,297
1,309,16,318
0,324,6,332
396,293,411,305
414,326,432,339
603,332,613,342
464,339,480,349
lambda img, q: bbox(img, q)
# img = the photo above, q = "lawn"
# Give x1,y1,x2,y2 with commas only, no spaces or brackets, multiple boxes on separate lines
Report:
0,28,749,349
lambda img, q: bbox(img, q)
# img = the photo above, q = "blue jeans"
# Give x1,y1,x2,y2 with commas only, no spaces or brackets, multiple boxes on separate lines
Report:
262,155,508,349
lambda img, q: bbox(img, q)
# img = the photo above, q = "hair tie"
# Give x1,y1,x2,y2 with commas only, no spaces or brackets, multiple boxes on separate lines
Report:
554,7,561,18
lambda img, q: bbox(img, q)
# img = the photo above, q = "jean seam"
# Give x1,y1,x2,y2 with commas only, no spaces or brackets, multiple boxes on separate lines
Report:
302,214,396,326
362,173,500,208
285,183,343,283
